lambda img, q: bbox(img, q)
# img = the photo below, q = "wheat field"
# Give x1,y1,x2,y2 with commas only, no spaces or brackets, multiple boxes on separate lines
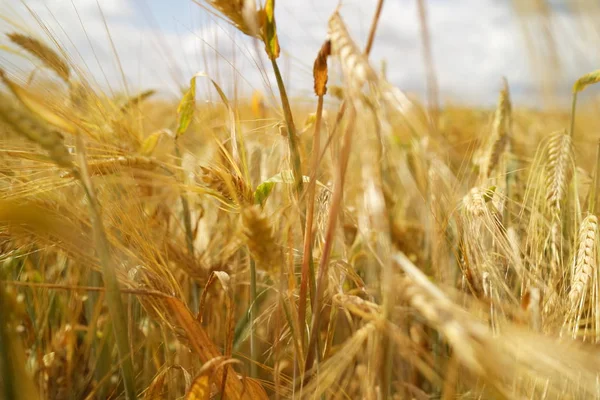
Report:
2,1,600,399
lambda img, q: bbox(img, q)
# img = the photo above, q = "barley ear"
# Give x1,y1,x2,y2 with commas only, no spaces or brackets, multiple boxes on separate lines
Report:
327,12,377,92
7,33,70,83
569,214,598,309
0,93,74,169
482,79,511,179
241,205,281,272
205,0,261,37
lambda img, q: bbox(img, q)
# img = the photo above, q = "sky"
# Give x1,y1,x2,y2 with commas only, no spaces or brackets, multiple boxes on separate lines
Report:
1,0,600,107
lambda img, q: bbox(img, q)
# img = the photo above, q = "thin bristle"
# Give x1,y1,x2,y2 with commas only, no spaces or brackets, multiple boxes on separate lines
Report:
483,79,512,178
545,132,573,215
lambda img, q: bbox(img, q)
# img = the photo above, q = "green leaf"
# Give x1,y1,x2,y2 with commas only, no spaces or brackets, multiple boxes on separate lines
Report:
254,170,311,205
483,186,497,203
263,0,280,60
176,77,196,137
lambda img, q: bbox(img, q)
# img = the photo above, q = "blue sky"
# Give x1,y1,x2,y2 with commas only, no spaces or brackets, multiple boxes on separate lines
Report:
1,0,600,107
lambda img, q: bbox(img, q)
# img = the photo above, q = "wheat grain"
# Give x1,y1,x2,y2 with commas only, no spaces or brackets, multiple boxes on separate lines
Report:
199,166,253,206
7,33,70,83
327,12,376,91
241,205,280,270
569,214,598,308
482,79,511,178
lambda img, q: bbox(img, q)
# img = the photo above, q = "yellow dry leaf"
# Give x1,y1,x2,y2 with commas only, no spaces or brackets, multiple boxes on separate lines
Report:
139,129,168,156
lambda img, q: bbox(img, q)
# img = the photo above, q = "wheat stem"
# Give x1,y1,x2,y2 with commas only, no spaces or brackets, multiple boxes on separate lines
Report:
271,58,303,194
175,142,198,312
570,92,577,138
589,140,600,214
250,257,258,378
298,94,323,350
305,107,356,375
75,134,137,400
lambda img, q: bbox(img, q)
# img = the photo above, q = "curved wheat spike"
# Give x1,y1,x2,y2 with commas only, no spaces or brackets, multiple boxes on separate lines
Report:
544,131,574,271
481,79,512,180
241,205,280,271
545,132,573,216
569,214,598,309
327,11,376,92
7,33,70,83
60,156,161,178
204,0,260,36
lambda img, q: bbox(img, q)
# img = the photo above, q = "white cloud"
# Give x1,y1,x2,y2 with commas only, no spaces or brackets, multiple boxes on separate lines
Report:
1,0,600,106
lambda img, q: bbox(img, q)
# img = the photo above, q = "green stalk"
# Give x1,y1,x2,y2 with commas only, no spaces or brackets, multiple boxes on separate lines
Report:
589,140,600,214
271,59,303,194
75,135,136,400
570,92,577,138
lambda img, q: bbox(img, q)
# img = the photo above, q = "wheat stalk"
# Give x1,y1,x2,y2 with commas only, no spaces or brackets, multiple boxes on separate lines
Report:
544,131,574,271
481,79,511,179
462,187,488,218
203,0,260,36
545,131,573,216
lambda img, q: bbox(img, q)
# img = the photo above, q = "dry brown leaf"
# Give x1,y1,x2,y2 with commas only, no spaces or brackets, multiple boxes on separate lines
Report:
313,40,331,96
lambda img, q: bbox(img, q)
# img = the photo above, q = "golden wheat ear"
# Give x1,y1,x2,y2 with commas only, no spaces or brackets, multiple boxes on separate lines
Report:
569,214,598,309
199,166,253,206
204,0,261,36
0,93,74,170
7,33,70,83
327,11,377,92
479,79,511,180
241,205,281,272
